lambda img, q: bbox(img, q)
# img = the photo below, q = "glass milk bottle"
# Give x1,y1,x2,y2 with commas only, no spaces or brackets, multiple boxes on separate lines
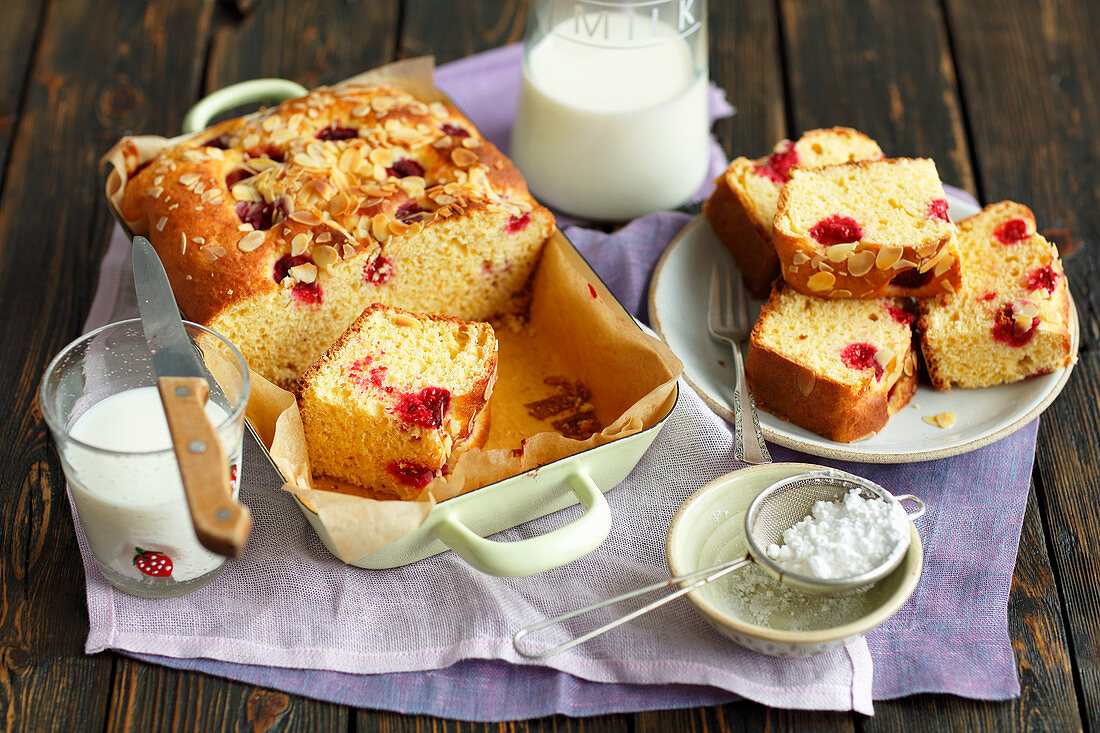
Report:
512,0,709,221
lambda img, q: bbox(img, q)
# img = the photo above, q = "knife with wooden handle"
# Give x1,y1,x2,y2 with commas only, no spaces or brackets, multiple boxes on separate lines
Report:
132,236,252,557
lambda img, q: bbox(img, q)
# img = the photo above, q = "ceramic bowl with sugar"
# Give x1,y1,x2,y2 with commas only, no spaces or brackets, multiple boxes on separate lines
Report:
665,463,923,657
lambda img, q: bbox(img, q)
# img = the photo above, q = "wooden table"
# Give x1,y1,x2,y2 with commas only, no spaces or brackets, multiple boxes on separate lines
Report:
5,0,1096,729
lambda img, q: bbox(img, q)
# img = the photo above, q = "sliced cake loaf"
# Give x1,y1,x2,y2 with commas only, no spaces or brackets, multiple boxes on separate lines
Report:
745,283,918,442
297,304,498,499
119,83,552,388
918,201,1074,389
703,128,884,298
773,158,962,299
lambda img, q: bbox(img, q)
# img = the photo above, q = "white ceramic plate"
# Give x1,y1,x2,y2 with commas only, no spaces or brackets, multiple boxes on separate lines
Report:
649,192,1078,462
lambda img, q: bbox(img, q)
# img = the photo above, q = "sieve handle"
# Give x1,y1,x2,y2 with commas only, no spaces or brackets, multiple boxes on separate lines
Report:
895,494,926,521
513,555,753,660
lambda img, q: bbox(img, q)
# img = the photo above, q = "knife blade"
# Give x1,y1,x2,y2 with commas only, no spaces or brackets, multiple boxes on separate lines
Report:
132,236,252,558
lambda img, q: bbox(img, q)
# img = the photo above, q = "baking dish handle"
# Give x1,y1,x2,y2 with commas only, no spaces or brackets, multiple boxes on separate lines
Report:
182,79,309,134
434,470,612,577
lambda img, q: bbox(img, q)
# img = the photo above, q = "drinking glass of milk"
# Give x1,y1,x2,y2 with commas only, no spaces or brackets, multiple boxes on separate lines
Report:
512,0,709,221
40,319,250,598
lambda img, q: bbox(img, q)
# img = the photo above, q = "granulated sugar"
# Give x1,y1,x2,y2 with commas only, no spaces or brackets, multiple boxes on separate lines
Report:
765,488,909,579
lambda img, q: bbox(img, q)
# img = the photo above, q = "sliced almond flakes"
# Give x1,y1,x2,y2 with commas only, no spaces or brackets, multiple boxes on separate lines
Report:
313,244,339,270
923,412,956,429
451,148,478,167
806,271,836,292
289,262,317,283
290,233,312,256
237,230,265,252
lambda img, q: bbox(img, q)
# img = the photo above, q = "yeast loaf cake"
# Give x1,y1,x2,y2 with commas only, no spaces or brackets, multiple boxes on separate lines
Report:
746,283,918,442
773,158,961,300
119,83,553,387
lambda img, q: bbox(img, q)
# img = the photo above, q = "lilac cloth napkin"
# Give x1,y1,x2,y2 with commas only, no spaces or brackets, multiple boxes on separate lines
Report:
76,47,1034,718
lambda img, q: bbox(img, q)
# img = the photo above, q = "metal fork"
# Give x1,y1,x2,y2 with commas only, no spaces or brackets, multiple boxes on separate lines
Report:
707,265,771,464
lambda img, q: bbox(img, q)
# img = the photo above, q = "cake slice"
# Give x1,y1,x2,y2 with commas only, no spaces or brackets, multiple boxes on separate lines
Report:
918,201,1074,389
297,304,497,499
773,158,962,299
703,128,884,298
745,283,918,442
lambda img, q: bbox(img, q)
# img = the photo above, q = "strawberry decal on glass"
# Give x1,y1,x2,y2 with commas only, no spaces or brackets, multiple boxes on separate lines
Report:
133,548,173,578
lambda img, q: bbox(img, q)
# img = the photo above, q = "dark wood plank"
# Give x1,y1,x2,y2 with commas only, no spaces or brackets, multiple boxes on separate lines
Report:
1031,352,1100,730
399,0,527,66
107,659,349,732
944,0,1100,303
357,7,600,727
362,712,624,732
206,0,401,92
1010,480,1085,730
776,0,1087,729
709,0,787,159
779,0,975,192
638,704,853,732
944,0,1100,727
0,0,220,729
865,486,1082,731
0,0,45,189
676,6,861,727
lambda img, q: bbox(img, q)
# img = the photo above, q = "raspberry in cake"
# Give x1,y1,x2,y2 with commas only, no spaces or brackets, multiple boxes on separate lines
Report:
745,283,918,442
918,201,1074,389
702,128,884,298
773,157,962,299
297,304,498,500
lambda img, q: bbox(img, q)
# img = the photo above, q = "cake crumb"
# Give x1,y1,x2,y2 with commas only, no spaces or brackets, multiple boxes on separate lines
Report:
525,377,603,440
524,378,591,419
552,409,601,440
922,411,956,428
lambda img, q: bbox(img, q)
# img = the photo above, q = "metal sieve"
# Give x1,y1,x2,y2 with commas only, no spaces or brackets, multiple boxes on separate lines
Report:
746,470,925,594
513,470,925,659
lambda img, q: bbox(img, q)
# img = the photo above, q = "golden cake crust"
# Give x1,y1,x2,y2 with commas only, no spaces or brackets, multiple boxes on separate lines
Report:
119,82,553,386
703,128,884,299
745,283,918,442
703,158,780,298
774,158,962,300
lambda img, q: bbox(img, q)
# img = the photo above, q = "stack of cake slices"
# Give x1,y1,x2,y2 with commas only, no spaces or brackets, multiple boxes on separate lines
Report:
705,130,1074,442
